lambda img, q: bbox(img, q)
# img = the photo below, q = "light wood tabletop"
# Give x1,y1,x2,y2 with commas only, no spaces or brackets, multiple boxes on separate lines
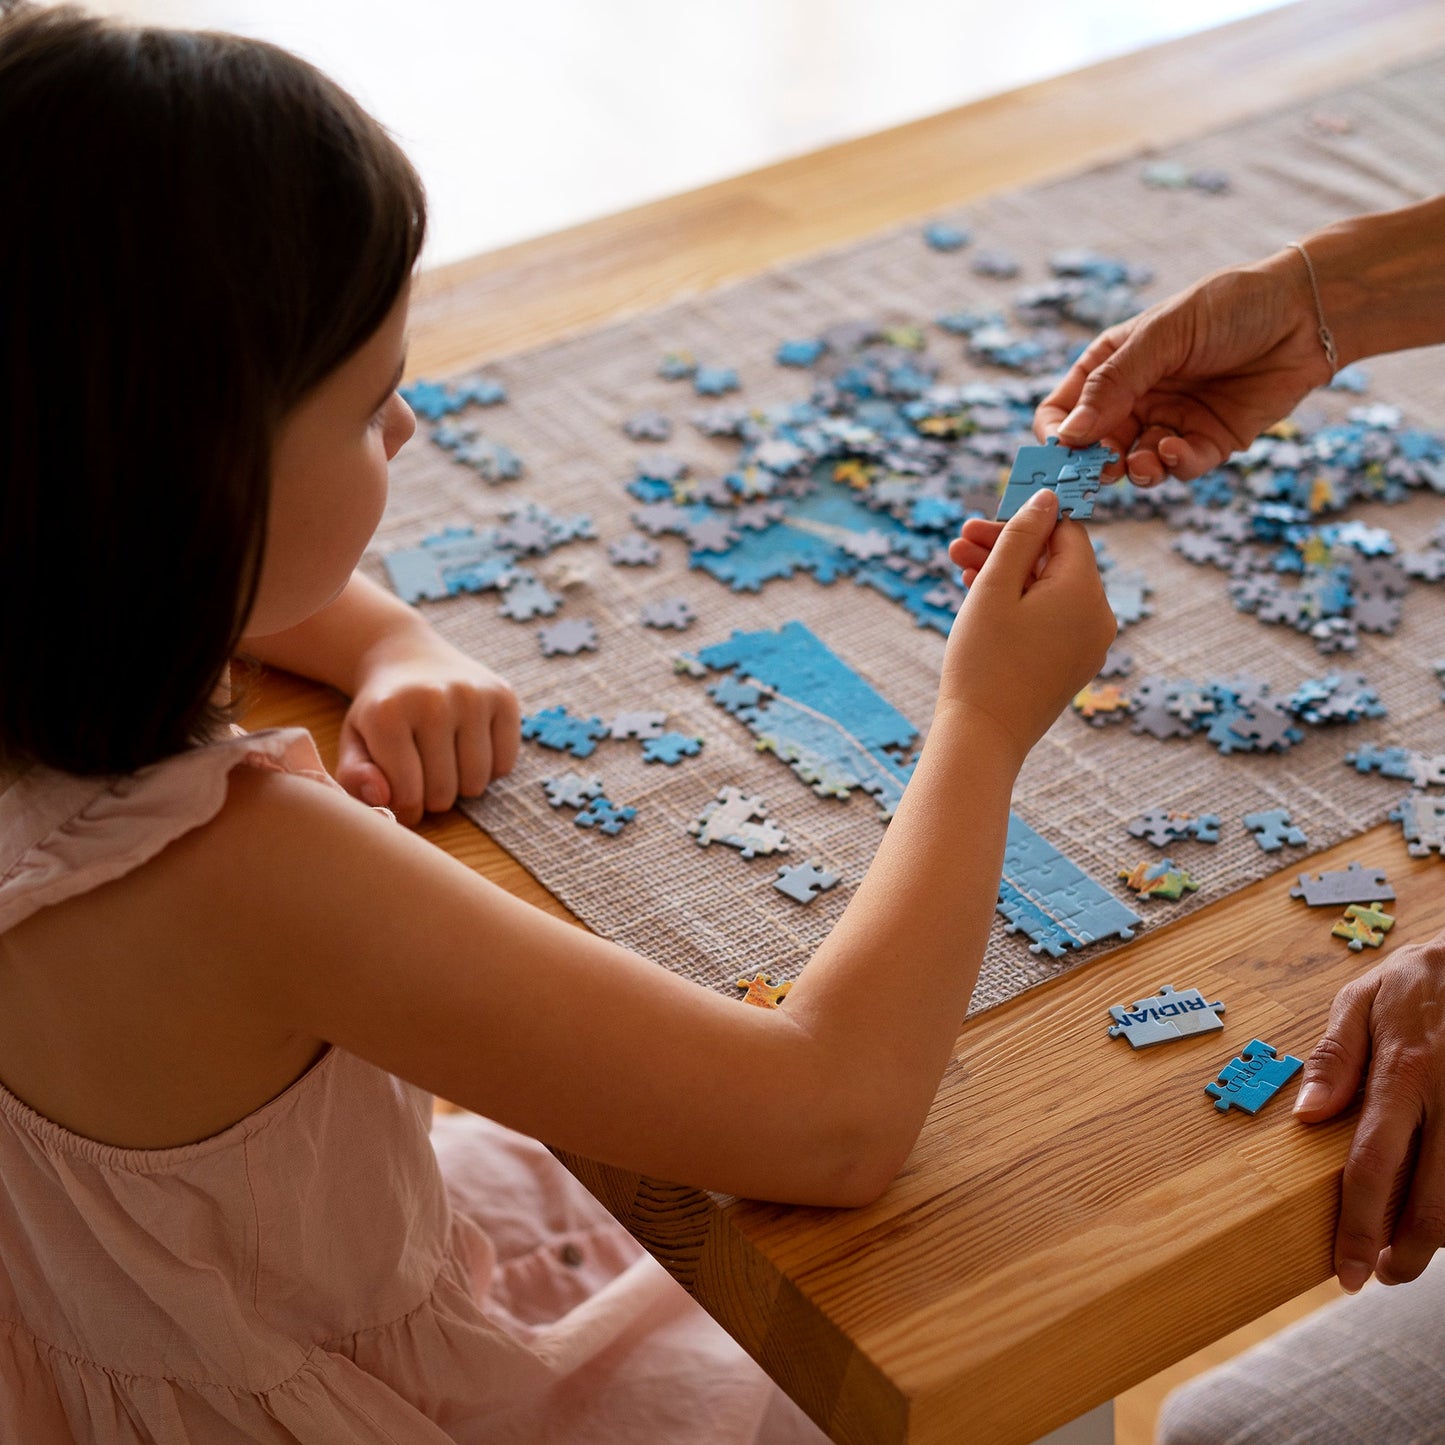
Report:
242,1,1445,1439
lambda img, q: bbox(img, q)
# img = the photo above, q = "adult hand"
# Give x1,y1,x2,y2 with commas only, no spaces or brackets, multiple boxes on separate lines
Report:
335,630,520,825
1294,934,1445,1291
1035,249,1334,484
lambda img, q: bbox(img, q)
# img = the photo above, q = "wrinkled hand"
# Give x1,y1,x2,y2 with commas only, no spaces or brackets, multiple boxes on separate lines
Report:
1034,251,1333,484
1294,934,1445,1291
336,631,519,825
942,489,1116,764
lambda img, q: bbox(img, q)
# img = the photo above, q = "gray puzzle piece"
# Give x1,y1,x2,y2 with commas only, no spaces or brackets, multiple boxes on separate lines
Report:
1290,861,1395,907
1108,983,1226,1048
773,860,841,904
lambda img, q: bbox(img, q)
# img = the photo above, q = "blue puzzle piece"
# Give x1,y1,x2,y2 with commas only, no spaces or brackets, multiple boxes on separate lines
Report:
697,621,916,753
640,732,704,765
693,366,741,397
520,706,610,759
694,621,915,818
1205,1039,1303,1114
853,562,957,636
996,437,1119,520
996,879,1076,957
454,375,507,407
1344,744,1415,781
1108,984,1225,1048
706,675,769,720
403,375,507,419
773,860,841,904
1242,808,1308,852
400,379,456,420
690,523,855,593
776,338,825,367
574,795,637,836
923,221,972,252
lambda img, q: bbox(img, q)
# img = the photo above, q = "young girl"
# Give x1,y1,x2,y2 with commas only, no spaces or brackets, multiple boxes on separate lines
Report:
0,5,1115,1442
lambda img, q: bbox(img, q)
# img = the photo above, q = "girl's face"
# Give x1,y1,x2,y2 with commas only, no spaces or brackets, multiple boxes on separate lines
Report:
243,288,414,639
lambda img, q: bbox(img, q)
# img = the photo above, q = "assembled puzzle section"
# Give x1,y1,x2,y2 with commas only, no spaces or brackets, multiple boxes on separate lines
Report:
691,620,918,819
999,815,1143,957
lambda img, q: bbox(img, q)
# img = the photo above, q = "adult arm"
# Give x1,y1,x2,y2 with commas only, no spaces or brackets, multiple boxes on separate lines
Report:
1035,195,1445,483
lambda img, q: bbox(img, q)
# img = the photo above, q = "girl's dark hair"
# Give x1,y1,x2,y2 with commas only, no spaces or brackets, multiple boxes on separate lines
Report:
0,2,425,775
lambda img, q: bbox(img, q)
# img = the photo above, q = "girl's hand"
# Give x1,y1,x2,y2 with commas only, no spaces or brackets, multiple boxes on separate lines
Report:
336,630,520,824
1035,250,1333,484
1293,935,1445,1292
942,490,1115,765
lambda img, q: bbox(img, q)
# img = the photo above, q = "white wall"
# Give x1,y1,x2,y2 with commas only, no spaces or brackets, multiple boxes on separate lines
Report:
83,1,1289,267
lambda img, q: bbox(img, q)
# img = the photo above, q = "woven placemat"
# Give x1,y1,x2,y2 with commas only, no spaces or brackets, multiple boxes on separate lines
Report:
366,54,1445,1014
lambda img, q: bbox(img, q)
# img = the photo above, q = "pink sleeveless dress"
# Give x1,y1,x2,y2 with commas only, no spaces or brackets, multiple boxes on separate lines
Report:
0,727,825,1444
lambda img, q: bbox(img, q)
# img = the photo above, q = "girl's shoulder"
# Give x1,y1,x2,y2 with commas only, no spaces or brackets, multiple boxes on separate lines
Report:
0,728,386,1149
0,726,385,936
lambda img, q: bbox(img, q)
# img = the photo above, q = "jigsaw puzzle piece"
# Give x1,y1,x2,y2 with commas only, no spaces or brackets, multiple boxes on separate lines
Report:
1331,902,1395,951
520,706,610,759
996,881,1078,957
537,618,598,656
1205,1039,1303,1114
735,973,792,1008
609,710,667,741
773,860,841,904
1290,861,1394,907
574,796,638,836
1118,859,1201,900
540,772,605,810
996,437,1118,521
1242,809,1308,852
640,732,704,765
688,787,790,859
1107,984,1226,1048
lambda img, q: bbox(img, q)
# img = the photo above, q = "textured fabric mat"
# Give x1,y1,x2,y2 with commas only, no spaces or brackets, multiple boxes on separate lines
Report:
366,55,1445,1014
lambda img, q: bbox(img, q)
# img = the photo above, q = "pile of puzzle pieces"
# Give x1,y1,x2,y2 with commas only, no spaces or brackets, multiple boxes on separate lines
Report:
1155,413,1445,656
1078,669,1386,761
393,232,1445,680
1338,743,1445,857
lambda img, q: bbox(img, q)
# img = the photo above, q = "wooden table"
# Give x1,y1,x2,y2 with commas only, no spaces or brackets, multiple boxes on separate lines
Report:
243,2,1445,1439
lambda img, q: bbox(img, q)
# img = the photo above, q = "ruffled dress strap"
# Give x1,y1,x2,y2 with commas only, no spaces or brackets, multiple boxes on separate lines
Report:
0,727,355,933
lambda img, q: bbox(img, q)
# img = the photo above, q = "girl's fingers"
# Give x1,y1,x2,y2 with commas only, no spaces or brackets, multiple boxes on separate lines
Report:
455,700,494,799
969,488,1060,595
414,713,462,816
353,707,426,823
334,723,392,809
489,690,521,779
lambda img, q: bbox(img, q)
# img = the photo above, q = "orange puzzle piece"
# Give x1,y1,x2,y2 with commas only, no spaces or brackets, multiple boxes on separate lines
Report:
735,973,792,1009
